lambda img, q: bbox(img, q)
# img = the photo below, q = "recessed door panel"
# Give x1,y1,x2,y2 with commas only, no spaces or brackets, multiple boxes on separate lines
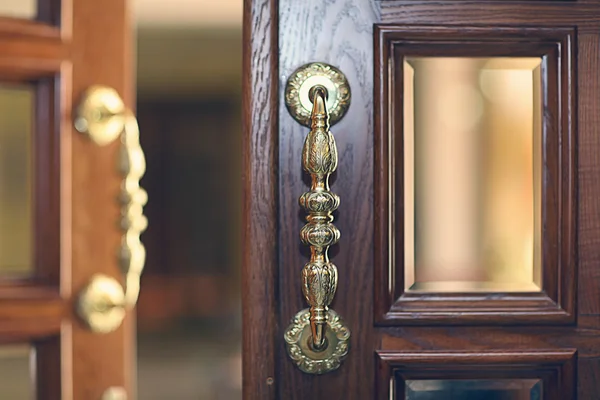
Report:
374,26,575,325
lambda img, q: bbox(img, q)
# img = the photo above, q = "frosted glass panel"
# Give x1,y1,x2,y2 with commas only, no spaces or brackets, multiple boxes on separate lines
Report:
404,57,542,293
0,85,34,276
0,0,36,19
0,345,34,399
406,379,542,400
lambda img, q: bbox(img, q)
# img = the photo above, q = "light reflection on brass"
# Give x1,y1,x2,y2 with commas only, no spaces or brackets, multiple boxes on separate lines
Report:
404,57,542,293
75,86,148,333
284,62,351,375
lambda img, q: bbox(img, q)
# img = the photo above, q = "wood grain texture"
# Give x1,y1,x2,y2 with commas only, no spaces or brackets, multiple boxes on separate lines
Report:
379,316,600,357
242,0,279,399
256,0,600,397
579,358,600,398
374,25,577,325
278,1,380,398
577,32,600,315
381,1,600,27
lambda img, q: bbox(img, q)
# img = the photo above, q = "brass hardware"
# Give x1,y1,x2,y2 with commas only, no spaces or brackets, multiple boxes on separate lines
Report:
77,275,126,334
284,308,350,374
284,64,351,374
285,62,351,127
102,387,127,400
75,85,148,334
74,86,126,146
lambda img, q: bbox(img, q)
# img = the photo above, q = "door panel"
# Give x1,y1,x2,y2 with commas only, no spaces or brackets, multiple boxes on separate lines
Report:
0,0,133,398
244,0,600,398
374,25,576,325
377,350,575,400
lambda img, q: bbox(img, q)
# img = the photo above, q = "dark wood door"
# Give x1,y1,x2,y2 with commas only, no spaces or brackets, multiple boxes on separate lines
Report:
0,0,134,398
244,0,600,398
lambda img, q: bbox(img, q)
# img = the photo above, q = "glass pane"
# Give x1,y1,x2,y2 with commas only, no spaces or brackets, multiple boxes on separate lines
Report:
404,57,542,292
0,0,36,19
406,379,542,400
0,345,34,399
0,85,33,276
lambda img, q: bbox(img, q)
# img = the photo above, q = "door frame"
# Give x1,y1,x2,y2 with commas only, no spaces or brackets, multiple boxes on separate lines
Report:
242,0,279,399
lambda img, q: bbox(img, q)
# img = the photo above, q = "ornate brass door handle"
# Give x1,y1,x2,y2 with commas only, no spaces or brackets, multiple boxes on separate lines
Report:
283,63,351,374
74,86,147,333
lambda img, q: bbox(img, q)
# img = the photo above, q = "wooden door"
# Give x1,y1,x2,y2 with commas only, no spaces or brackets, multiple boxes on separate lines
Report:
244,0,600,398
0,0,134,399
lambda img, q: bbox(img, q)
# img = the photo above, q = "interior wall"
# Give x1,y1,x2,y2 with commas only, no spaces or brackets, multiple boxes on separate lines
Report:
135,28,242,400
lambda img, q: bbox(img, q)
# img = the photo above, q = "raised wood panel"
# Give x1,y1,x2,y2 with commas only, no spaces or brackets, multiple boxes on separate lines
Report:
376,350,576,400
374,25,576,325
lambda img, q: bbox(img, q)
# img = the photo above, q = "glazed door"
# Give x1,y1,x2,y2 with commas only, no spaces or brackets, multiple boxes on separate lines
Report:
0,1,136,399
244,0,600,398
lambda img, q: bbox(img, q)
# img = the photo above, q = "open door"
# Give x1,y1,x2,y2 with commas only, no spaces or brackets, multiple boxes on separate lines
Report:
0,0,136,398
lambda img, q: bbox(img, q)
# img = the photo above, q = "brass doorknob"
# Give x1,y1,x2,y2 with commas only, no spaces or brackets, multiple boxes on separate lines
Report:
283,63,351,374
74,86,148,333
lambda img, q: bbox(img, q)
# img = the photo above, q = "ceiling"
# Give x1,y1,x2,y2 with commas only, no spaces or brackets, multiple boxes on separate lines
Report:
0,0,242,27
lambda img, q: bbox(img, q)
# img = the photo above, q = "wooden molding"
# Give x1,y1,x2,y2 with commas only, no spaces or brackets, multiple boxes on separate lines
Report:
376,349,577,400
374,25,577,325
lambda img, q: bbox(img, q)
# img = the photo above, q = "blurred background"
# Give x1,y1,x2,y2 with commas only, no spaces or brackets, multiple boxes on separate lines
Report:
0,1,243,399
0,0,243,397
133,1,242,399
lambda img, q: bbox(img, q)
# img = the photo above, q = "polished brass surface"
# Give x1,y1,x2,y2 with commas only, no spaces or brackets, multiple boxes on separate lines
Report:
284,308,350,374
77,274,126,334
74,86,126,146
284,70,351,374
75,85,148,333
102,387,128,400
403,57,542,293
285,62,351,127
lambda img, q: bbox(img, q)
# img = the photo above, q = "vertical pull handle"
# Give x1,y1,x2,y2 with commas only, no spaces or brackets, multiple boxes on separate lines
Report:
283,63,351,374
74,86,148,333
301,85,340,351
